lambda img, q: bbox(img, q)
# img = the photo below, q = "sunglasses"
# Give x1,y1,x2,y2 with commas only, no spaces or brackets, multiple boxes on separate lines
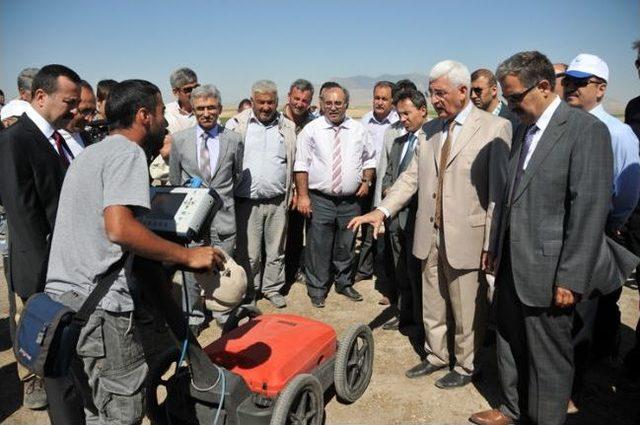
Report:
635,59,640,68
178,84,200,94
470,87,485,96
504,81,539,104
561,76,603,88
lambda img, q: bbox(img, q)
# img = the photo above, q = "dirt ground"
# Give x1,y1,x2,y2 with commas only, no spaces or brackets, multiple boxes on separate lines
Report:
1,266,639,425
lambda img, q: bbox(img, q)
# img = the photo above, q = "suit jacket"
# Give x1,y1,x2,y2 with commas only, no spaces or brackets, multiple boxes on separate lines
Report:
226,109,297,205
0,113,68,298
380,105,512,268
498,105,523,135
374,121,405,207
494,101,637,307
382,129,423,232
169,125,244,239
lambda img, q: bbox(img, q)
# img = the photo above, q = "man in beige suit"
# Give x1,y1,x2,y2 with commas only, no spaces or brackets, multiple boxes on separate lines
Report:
349,60,512,388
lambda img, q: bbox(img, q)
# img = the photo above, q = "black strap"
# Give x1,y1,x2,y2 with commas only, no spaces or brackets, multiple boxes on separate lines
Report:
72,252,129,326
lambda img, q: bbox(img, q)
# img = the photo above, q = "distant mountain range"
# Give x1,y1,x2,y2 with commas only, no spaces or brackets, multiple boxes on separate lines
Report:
330,73,626,115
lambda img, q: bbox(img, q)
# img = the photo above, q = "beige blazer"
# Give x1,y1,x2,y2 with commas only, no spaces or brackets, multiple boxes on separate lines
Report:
379,105,512,269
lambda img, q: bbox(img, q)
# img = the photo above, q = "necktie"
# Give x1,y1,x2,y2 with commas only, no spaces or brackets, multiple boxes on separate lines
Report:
199,132,211,182
434,120,456,228
398,133,417,174
52,131,70,166
331,126,342,194
511,125,539,199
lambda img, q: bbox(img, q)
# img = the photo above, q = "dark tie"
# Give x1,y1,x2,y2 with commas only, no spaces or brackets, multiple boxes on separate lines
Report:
511,125,539,199
52,131,71,166
398,133,417,174
434,120,456,228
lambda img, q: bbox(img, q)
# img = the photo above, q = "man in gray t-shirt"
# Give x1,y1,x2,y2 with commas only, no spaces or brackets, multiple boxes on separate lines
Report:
45,133,149,312
44,80,225,425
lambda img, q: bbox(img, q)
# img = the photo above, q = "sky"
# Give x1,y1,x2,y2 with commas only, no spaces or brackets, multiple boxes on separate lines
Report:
1,0,639,109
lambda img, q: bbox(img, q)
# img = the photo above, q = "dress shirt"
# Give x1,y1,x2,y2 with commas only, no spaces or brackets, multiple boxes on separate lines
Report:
25,104,73,163
491,101,505,116
361,109,399,162
523,96,561,170
59,129,86,158
165,101,196,134
235,112,287,199
400,130,419,163
440,101,473,147
590,103,640,229
294,116,376,196
196,124,221,175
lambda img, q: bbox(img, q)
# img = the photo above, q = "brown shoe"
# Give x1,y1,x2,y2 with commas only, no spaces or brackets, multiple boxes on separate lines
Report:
469,409,514,425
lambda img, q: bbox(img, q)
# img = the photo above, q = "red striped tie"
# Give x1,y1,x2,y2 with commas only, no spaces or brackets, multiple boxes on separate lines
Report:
52,131,70,167
331,126,342,194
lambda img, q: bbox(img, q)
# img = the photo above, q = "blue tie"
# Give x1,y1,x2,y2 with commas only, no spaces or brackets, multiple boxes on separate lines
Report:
398,133,417,174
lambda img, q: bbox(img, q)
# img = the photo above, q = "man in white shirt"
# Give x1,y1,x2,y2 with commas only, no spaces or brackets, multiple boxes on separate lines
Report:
150,67,199,183
295,84,376,307
355,81,398,286
59,80,98,156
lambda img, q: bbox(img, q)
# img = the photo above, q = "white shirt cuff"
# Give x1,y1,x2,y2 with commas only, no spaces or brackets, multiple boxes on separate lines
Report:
377,206,391,218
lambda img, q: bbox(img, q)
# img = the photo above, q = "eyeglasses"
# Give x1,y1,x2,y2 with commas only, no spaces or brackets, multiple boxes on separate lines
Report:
78,108,97,117
503,81,540,104
561,76,603,88
178,84,200,94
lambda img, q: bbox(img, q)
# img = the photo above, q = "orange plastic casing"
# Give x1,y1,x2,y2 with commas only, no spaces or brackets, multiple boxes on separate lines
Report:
204,314,337,398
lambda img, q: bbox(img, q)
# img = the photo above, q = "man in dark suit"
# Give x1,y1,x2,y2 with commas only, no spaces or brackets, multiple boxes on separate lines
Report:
0,64,86,423
471,68,521,133
380,89,426,333
169,84,243,330
470,51,632,425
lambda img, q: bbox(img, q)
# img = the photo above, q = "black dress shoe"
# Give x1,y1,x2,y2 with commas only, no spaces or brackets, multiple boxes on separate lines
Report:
382,317,400,330
336,286,363,301
435,370,473,389
310,296,326,308
405,360,445,378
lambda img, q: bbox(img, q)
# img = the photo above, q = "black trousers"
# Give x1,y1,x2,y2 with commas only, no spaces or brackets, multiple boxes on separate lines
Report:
305,191,360,298
496,247,575,425
387,222,421,328
623,208,640,374
285,208,305,285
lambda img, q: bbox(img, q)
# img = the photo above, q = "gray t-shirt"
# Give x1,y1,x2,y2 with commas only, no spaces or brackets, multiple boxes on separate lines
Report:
45,134,150,312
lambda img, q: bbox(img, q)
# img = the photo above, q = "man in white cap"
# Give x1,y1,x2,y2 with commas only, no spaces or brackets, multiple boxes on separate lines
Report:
564,53,640,408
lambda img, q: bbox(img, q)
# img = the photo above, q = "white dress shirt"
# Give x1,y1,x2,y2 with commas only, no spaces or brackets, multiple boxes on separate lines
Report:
523,96,561,170
294,116,377,196
361,109,399,162
25,104,73,163
59,129,86,158
165,101,196,134
196,124,221,175
441,101,474,147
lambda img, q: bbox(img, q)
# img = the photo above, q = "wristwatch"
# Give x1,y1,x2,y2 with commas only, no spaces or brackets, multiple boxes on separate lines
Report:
361,178,372,187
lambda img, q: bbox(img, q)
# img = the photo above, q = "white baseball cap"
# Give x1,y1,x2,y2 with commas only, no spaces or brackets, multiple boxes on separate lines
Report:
0,99,29,121
566,53,609,82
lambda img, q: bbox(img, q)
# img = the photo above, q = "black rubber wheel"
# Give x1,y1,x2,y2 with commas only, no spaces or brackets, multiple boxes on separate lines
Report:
145,347,182,425
334,324,374,404
270,374,324,425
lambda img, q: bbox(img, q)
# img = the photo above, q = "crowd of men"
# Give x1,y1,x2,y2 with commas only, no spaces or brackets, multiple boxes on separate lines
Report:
0,42,640,425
